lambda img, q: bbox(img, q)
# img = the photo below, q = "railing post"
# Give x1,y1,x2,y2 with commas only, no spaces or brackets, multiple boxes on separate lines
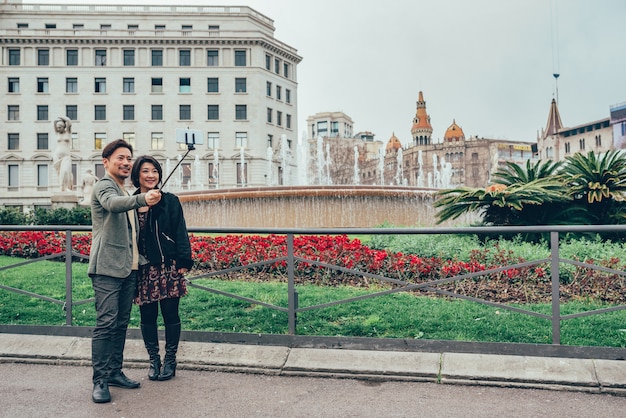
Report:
287,233,297,334
64,229,73,326
550,231,561,344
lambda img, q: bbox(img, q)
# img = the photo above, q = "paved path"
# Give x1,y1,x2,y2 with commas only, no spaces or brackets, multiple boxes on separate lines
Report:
2,362,626,417
1,333,625,416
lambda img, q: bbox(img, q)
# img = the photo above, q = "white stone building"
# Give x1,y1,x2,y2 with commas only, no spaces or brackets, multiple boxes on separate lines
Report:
0,0,301,210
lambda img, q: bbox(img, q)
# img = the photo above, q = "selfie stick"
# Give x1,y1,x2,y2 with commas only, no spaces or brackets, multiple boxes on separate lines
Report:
159,130,198,190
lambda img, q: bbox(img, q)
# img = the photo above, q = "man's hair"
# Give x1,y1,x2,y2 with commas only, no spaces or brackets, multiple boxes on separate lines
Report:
131,155,163,189
102,139,133,159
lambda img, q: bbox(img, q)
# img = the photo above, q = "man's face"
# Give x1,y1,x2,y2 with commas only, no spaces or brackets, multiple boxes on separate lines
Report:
103,147,133,184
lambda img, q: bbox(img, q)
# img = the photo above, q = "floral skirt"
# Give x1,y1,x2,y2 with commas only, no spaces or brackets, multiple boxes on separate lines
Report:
134,261,188,306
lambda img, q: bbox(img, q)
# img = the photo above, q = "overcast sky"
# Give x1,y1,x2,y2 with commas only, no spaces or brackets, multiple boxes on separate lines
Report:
31,0,626,145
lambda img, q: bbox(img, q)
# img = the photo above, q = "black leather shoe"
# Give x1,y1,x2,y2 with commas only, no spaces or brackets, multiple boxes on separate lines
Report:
108,371,140,389
92,379,111,403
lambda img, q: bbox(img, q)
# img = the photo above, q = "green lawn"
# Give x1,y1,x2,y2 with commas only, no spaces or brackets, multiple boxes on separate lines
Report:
1,255,625,347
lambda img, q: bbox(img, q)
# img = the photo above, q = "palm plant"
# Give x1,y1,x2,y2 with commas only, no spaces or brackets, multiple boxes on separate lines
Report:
561,150,626,224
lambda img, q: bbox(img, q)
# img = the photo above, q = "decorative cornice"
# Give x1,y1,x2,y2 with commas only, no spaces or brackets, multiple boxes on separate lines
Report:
0,37,301,62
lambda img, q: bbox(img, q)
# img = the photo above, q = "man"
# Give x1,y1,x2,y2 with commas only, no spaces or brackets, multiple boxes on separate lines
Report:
89,139,162,403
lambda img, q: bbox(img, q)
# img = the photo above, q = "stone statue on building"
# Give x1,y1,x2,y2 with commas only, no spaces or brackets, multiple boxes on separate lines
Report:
53,116,73,192
81,169,99,205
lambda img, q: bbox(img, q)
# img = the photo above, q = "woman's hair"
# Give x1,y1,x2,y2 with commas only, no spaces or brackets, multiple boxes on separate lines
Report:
131,155,163,189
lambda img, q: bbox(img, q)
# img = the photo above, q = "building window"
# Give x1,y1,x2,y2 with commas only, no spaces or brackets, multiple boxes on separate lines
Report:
45,23,56,29
235,105,247,120
207,77,219,93
95,78,106,93
94,105,106,120
286,114,292,129
235,78,246,93
234,50,246,66
37,77,49,93
8,105,19,121
94,132,106,150
155,24,165,32
274,58,280,74
123,132,135,149
267,134,273,147
95,49,106,66
207,132,219,149
37,133,48,150
596,135,602,147
284,62,289,78
37,105,48,121
579,138,586,150
72,24,83,30
179,78,191,93
151,132,164,150
207,105,219,120
66,49,78,66
277,111,282,126
565,142,571,154
179,105,191,120
8,78,20,93
235,132,247,148
123,78,135,93
286,89,291,104
265,54,271,70
182,24,192,34
208,162,218,184
267,108,272,124
276,85,281,100
152,50,163,66
151,105,163,121
66,105,77,121
71,132,79,150
123,105,134,121
236,162,247,185
8,133,19,150
66,77,77,93
37,164,49,188
8,165,19,188
123,49,135,66
9,49,20,65
179,49,191,66
151,78,163,93
38,49,49,66
207,49,218,66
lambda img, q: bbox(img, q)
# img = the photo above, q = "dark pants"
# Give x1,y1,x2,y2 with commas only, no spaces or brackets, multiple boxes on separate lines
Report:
91,272,137,383
139,297,181,326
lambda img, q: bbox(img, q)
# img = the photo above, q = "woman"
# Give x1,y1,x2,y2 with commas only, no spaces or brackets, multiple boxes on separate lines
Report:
131,155,193,381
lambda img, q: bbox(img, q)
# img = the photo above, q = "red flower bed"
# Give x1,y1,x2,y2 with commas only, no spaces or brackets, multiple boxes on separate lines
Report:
0,231,624,304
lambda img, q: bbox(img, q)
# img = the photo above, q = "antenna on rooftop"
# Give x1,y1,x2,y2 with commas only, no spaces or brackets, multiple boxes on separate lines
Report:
550,0,561,104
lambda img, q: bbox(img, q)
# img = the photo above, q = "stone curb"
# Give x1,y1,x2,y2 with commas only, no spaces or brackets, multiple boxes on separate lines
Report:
1,333,625,396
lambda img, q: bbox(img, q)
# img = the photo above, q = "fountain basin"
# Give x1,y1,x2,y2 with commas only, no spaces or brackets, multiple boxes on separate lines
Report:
178,185,470,228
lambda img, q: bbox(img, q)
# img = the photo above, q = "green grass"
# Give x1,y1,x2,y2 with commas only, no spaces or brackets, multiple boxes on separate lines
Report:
1,255,625,347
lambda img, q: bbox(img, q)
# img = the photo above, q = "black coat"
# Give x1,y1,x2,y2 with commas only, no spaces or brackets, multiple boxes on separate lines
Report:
136,191,193,270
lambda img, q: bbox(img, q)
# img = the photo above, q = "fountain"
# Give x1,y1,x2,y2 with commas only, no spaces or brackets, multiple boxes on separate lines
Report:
296,131,309,186
353,145,360,185
266,146,274,186
378,147,385,186
417,150,424,188
177,185,478,228
239,147,246,186
212,150,219,188
316,135,324,185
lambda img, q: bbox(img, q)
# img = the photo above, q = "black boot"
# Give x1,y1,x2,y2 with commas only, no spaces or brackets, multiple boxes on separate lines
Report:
141,323,161,381
91,338,111,403
159,322,181,381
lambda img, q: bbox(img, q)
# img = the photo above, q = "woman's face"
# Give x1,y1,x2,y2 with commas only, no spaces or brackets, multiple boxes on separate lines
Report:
138,162,160,191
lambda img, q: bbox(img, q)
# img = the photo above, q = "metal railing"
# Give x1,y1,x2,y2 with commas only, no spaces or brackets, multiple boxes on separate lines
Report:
1,225,626,347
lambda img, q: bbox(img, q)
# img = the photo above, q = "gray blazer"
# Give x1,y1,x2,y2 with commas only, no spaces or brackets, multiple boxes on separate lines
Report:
88,173,147,278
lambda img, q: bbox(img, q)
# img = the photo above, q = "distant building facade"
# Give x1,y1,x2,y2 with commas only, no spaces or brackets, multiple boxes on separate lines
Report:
0,1,301,211
536,99,612,161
